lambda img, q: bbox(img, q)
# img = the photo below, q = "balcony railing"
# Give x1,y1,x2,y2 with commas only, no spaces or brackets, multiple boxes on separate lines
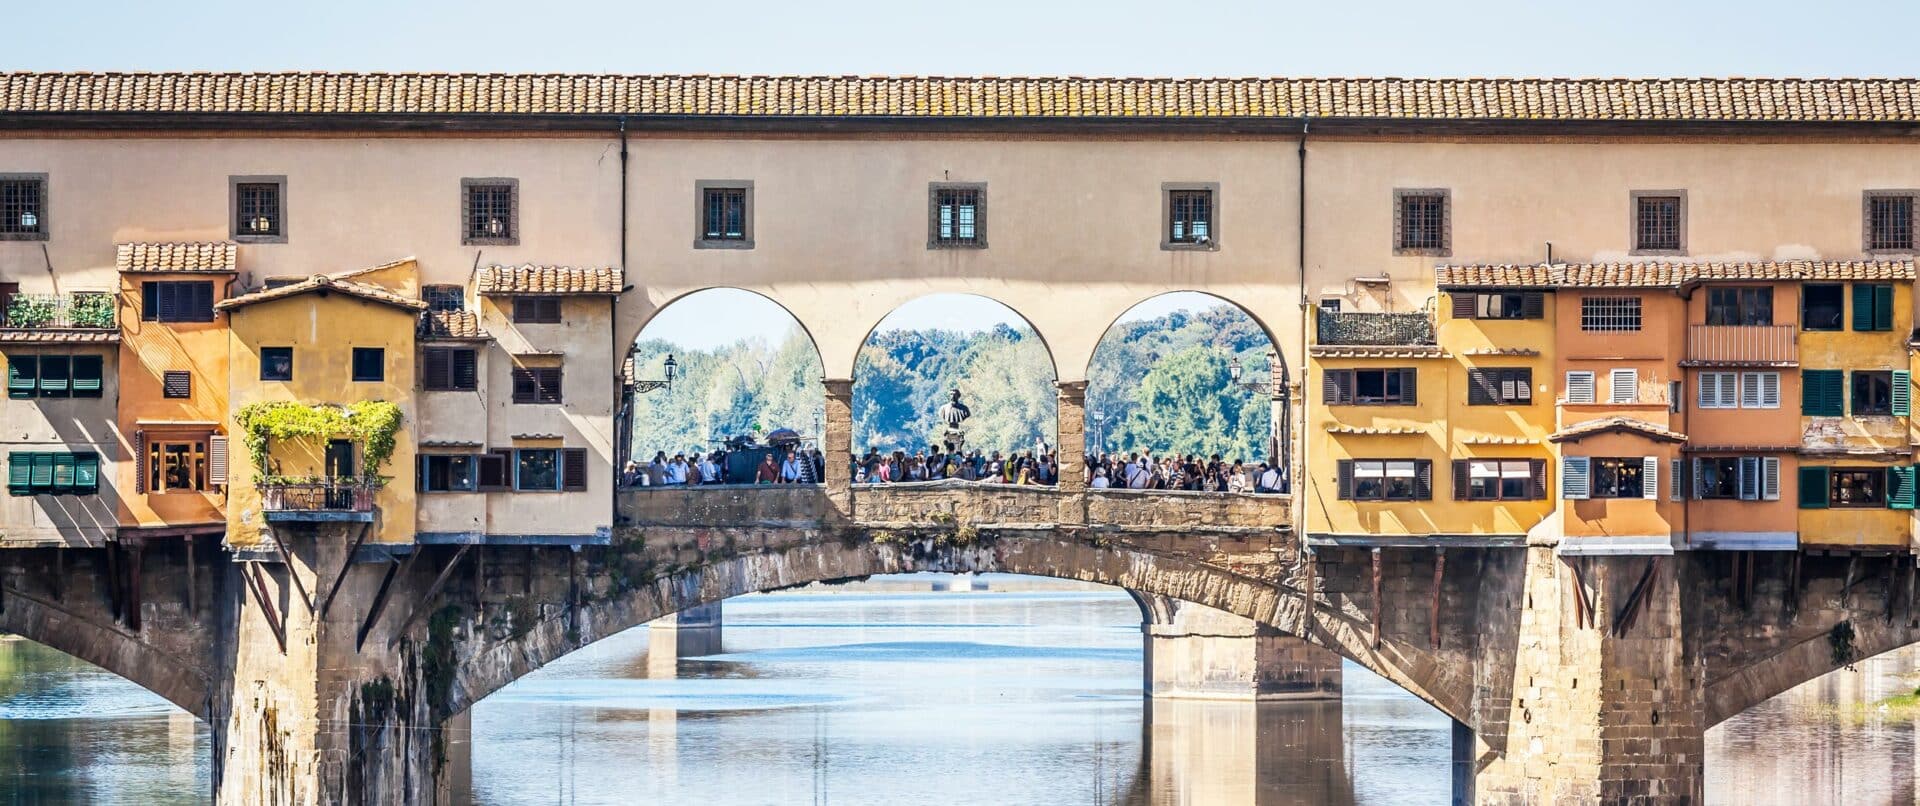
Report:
3,293,116,330
261,477,380,521
1315,310,1436,346
1684,325,1797,366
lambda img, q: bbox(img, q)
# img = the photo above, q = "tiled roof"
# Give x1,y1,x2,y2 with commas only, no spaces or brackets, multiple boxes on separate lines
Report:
1548,417,1687,444
475,265,623,296
0,330,119,344
1309,345,1448,359
216,274,426,312
1325,424,1427,435
14,74,1920,123
1462,348,1542,357
116,242,237,273
1438,259,1916,289
419,310,487,341
1683,444,1801,454
1459,435,1542,445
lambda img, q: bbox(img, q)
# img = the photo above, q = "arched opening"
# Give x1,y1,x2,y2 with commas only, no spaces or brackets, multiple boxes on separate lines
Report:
0,637,209,799
623,288,826,486
1085,292,1289,492
850,294,1058,484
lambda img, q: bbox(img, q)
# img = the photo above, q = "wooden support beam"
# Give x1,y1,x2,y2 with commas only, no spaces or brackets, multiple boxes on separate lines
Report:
356,551,417,652
126,546,143,632
183,539,195,617
53,547,64,603
388,546,471,647
1568,557,1596,630
316,521,373,621
1370,547,1383,650
1908,557,1917,629
1884,554,1898,625
271,537,315,616
1611,557,1659,638
244,563,287,654
1429,548,1445,649
1302,546,1318,643
1788,552,1803,618
104,543,123,623
473,545,485,610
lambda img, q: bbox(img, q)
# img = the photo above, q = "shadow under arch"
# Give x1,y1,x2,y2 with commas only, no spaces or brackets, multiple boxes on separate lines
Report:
0,589,211,720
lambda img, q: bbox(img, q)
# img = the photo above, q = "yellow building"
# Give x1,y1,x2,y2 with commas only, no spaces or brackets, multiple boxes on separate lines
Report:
215,260,424,547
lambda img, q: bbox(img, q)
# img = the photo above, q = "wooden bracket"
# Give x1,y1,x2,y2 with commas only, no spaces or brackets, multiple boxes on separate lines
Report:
1611,557,1660,638
270,538,315,616
1370,547,1384,649
126,546,143,632
356,550,418,652
1429,548,1445,649
388,545,471,648
243,562,288,654
316,521,373,621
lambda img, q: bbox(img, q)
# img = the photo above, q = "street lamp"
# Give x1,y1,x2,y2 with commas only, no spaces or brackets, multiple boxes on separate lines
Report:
1227,355,1270,393
634,353,677,394
1091,410,1107,452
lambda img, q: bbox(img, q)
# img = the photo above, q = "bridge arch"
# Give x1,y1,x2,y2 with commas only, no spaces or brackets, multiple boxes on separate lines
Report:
0,585,212,720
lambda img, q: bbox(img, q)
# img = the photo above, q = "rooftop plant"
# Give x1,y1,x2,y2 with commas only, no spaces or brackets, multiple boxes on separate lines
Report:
235,400,403,482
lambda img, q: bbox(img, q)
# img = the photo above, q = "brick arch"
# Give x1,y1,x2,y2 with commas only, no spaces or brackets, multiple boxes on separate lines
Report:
0,588,212,720
442,536,1472,725
1705,612,1920,727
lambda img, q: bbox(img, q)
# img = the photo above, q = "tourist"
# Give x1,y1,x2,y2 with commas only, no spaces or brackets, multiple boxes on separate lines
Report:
781,451,806,484
756,453,780,484
647,452,668,487
621,461,642,488
1257,462,1283,494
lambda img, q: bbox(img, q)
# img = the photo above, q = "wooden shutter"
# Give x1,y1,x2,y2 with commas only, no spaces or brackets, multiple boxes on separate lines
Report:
29,453,53,490
1322,370,1351,405
1467,369,1493,405
73,453,98,495
155,283,179,322
1530,459,1547,500
1399,368,1418,406
1798,466,1829,509
1802,370,1843,416
7,452,30,495
1451,293,1476,320
1890,466,1918,510
1738,456,1763,501
538,367,563,403
190,281,214,321
208,435,228,487
37,355,67,396
452,349,478,391
1894,370,1912,417
1561,457,1590,500
1762,457,1781,501
71,354,103,396
1740,372,1761,409
1520,292,1545,320
422,348,451,391
1335,460,1354,500
7,355,36,399
1671,458,1683,501
1452,460,1469,500
1853,284,1881,331
1610,369,1638,404
133,430,145,494
512,368,537,403
51,453,74,491
1413,460,1433,500
1876,284,1895,331
1641,456,1659,500
1565,371,1594,404
477,450,510,491
141,282,159,322
562,448,589,491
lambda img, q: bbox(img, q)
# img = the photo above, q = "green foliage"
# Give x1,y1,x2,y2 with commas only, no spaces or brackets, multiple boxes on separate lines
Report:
235,400,404,480
1088,304,1274,462
1830,620,1859,670
853,323,1056,454
5,296,53,328
67,293,115,328
628,326,825,459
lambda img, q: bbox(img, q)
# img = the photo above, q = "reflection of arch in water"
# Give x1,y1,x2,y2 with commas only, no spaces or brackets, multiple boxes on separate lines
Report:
621,288,827,463
1084,291,1290,477
850,293,1059,456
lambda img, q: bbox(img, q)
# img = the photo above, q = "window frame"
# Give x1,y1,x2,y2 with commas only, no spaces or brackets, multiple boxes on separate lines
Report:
260,347,293,382
421,346,479,392
928,182,987,249
1459,458,1545,501
424,284,466,313
460,177,519,246
511,365,563,405
511,296,563,325
1580,295,1643,332
229,175,287,244
694,180,754,249
1803,284,1845,331
1161,182,1219,251
1852,370,1896,416
1853,283,1897,332
1322,367,1417,406
1467,367,1533,406
141,280,216,323
8,451,99,496
514,448,562,492
1589,457,1647,499
1392,188,1451,256
1338,458,1432,502
1830,467,1887,508
1865,190,1919,253
148,439,208,494
419,454,478,493
0,173,49,242
1629,190,1687,255
351,347,386,383
1705,286,1773,326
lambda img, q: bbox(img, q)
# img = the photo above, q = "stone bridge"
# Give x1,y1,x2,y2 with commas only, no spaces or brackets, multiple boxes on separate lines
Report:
0,485,1915,804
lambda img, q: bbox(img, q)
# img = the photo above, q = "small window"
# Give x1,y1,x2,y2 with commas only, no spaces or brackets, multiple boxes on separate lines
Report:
141,281,215,323
1163,184,1217,249
424,285,465,313
1322,368,1417,406
36,355,69,398
1459,459,1543,501
422,347,479,391
148,440,207,493
1467,368,1532,405
233,179,284,241
1590,457,1645,499
696,182,752,248
1564,371,1596,404
929,184,985,248
8,451,98,496
1463,292,1543,320
477,449,511,491
1831,468,1886,507
515,448,560,491
162,370,191,399
260,347,293,381
1340,459,1432,501
1866,192,1917,252
1318,299,1342,315
1706,288,1772,326
1803,284,1845,331
462,178,517,245
351,348,385,383
419,454,477,492
1394,189,1449,255
0,174,47,241
512,296,562,324
1580,296,1642,332
70,355,102,398
1695,456,1779,501
512,366,563,404
1632,192,1685,254
1698,371,1738,409
1852,370,1894,415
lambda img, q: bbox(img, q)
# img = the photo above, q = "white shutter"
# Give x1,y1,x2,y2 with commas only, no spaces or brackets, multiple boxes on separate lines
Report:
208,435,229,487
1760,372,1780,408
1566,371,1595,404
1611,369,1639,404
1698,374,1716,408
1671,458,1683,501
1762,457,1781,500
1562,457,1591,500
1642,456,1660,500
1692,458,1706,500
1741,372,1762,409
1720,373,1739,408
1738,456,1762,500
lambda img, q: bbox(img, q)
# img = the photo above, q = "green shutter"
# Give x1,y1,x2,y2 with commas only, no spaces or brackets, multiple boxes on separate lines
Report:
1891,466,1918,510
28,453,53,492
1897,370,1913,417
1854,284,1876,331
72,453,97,494
7,452,31,496
70,355,102,396
36,355,67,395
50,453,74,492
7,356,36,399
1799,465,1830,509
1876,285,1896,331
1802,370,1844,416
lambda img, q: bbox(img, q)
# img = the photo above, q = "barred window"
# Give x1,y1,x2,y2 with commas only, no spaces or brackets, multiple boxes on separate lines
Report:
235,183,281,237
1580,296,1642,332
424,285,465,313
1167,189,1213,245
1634,195,1683,252
1395,191,1448,252
702,187,748,241
463,180,516,244
0,176,46,240
1869,193,1915,251
930,185,984,247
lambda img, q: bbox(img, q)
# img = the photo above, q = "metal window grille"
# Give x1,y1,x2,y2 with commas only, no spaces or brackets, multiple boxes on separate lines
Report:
1168,190,1212,244
703,188,747,240
424,285,465,313
1871,195,1915,250
235,183,280,237
1636,196,1681,251
1580,296,1642,331
1398,194,1445,250
0,179,44,236
162,370,191,399
465,184,514,241
934,188,981,245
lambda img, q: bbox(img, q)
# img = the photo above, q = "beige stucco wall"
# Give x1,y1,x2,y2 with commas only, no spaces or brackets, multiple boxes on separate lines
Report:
0,346,119,545
476,294,613,539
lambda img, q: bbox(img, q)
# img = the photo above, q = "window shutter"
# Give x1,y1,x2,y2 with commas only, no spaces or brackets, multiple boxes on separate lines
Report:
1691,458,1706,500
8,453,31,496
1530,459,1547,500
1740,372,1761,409
1891,466,1918,510
1610,369,1638,403
7,355,36,399
155,283,179,322
1894,370,1912,417
29,453,53,490
1738,457,1762,501
1875,285,1896,331
1566,371,1595,404
1413,459,1432,500
1451,293,1476,320
539,367,563,403
1698,374,1718,409
1853,284,1875,331
1672,458,1683,501
1641,456,1659,500
190,281,214,321
1336,460,1354,500
1399,369,1418,406
1521,293,1545,320
1514,370,1532,402
71,355,103,396
1561,457,1590,500
50,453,74,491
36,356,67,396
141,283,158,322
133,430,145,494
1798,466,1829,509
1759,372,1780,408
563,448,589,491
423,348,450,390
512,368,537,403
477,450,510,491
1761,458,1780,500
1452,460,1469,500
73,453,98,495
208,435,228,487
1323,370,1349,405
453,349,478,391
1802,370,1843,416
1467,369,1492,405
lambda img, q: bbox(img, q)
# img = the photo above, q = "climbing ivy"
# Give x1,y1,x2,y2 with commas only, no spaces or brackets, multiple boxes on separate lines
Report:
234,400,403,481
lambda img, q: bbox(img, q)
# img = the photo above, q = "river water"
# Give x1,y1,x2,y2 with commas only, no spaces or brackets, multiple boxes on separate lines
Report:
0,575,1916,804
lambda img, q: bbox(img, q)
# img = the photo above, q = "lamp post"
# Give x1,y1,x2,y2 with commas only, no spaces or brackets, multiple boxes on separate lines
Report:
634,353,677,395
1227,351,1286,483
1091,410,1107,454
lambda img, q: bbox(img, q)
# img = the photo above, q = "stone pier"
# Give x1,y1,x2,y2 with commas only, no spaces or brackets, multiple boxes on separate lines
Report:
1144,699,1353,804
647,601,724,674
1139,598,1342,701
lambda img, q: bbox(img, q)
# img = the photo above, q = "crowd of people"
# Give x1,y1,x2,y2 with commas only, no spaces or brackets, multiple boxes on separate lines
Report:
622,447,826,487
623,446,1287,494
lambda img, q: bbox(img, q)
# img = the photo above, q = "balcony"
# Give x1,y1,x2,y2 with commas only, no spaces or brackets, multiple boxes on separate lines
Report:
0,293,118,344
261,477,380,522
1683,325,1797,367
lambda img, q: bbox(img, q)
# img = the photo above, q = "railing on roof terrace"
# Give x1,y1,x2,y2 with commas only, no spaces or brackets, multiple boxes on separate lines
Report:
3,293,115,330
1685,324,1797,366
1315,310,1436,346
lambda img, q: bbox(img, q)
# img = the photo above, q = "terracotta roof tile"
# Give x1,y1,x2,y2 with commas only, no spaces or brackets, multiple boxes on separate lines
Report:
0,330,119,344
418,311,487,341
12,74,1920,123
1325,425,1427,435
1548,417,1687,444
1309,345,1448,359
216,274,426,312
116,242,237,273
1437,259,1915,289
475,265,623,296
